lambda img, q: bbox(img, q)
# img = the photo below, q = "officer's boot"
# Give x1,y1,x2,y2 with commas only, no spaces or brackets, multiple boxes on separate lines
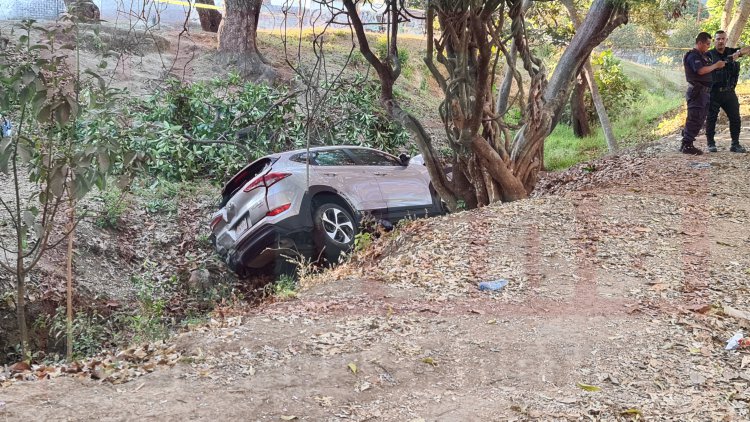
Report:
730,141,747,153
707,138,718,153
680,140,704,155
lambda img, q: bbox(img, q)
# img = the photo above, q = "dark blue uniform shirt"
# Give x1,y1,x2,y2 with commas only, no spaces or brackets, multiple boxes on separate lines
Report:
683,49,713,88
708,47,740,89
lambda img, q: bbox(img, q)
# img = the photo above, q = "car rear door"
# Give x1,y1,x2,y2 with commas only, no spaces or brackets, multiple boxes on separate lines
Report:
345,148,433,210
309,149,386,211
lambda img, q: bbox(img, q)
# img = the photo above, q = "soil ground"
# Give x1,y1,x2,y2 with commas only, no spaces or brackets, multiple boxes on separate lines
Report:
3,129,750,420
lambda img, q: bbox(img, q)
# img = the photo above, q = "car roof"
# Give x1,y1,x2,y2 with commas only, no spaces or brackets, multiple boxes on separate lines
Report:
272,145,389,159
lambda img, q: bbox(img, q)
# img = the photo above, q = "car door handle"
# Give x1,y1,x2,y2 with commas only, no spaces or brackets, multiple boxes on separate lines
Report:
373,172,387,176
322,172,337,177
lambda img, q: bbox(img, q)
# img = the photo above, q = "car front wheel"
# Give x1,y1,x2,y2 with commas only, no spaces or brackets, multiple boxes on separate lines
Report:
313,202,356,263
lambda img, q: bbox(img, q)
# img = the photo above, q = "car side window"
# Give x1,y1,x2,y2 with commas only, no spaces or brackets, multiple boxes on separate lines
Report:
347,149,401,166
315,150,356,166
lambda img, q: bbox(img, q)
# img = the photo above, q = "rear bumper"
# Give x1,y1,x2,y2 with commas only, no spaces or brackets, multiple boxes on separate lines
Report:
226,196,314,271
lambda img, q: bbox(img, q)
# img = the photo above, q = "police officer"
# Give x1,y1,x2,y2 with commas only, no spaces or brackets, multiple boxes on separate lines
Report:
706,30,750,153
681,32,726,155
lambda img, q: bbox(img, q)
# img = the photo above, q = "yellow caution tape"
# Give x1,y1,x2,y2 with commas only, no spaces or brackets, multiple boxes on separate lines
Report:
155,0,221,10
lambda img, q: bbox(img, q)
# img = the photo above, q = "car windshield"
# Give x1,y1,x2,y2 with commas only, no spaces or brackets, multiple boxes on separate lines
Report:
346,149,401,166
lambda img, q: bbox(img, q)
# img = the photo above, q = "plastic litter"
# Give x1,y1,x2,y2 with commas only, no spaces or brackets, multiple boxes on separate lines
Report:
725,332,750,350
478,279,508,291
689,162,711,169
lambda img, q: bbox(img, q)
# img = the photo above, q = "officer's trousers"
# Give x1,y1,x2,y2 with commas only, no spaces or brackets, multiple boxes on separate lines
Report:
682,85,710,144
706,89,741,144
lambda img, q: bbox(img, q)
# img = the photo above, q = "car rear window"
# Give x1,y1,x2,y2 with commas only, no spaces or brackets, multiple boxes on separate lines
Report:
347,149,401,166
219,158,275,207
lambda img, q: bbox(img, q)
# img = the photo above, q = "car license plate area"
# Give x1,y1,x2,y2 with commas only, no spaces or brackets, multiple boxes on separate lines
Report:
235,215,250,237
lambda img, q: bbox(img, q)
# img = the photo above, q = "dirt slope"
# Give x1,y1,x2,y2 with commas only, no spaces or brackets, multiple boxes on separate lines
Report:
2,129,750,420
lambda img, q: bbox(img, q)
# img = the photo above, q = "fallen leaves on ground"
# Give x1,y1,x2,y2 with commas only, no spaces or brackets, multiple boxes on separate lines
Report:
0,342,180,386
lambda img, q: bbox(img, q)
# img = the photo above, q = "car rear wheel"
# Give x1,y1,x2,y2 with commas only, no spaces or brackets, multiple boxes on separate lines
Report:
313,202,356,263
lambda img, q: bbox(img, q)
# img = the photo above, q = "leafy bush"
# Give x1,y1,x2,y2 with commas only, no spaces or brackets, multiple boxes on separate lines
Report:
49,308,121,358
126,266,177,343
314,76,410,152
129,74,410,182
130,75,305,181
590,50,641,119
375,36,410,67
95,185,128,229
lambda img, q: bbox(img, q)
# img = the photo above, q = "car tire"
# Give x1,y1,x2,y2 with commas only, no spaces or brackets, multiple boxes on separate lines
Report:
313,202,357,264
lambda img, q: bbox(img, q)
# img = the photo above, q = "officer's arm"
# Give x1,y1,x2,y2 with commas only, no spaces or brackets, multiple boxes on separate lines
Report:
697,60,726,75
736,46,750,58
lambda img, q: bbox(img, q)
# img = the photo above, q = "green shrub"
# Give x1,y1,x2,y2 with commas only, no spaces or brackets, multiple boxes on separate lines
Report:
375,36,410,67
129,74,409,182
95,186,128,229
126,267,177,343
315,76,410,152
48,308,122,358
590,50,641,119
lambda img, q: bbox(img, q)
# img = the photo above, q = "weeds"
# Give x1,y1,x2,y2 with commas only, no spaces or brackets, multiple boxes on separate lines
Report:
95,186,128,229
48,308,122,359
270,274,298,299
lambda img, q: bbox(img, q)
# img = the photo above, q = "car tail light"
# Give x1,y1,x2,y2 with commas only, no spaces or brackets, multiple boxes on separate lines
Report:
266,203,291,217
209,214,223,230
243,172,292,192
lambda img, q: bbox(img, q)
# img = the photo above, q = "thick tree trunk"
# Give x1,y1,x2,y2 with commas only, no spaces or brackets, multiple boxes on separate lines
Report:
218,0,274,79
196,0,222,33
727,0,750,46
64,0,101,22
723,0,735,30
513,0,627,188
570,71,591,138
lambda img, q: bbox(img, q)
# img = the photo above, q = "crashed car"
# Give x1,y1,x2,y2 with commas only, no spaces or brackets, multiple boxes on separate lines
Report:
210,146,444,275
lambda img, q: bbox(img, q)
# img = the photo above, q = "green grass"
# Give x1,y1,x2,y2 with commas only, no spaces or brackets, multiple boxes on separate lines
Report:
545,91,682,171
544,59,684,171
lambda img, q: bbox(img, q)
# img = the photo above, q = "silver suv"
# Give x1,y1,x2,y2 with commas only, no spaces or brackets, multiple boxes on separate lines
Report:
210,146,443,274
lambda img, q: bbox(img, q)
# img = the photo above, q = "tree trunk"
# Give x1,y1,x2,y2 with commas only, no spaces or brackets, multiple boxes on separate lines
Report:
513,0,627,188
570,71,591,138
562,0,618,151
727,0,750,47
723,0,735,30
63,0,101,22
343,0,626,208
584,61,617,151
496,43,519,115
495,0,531,115
15,268,28,358
218,0,274,79
66,203,75,361
196,0,222,33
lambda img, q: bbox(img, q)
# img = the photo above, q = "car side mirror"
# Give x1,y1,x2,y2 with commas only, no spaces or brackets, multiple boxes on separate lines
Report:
399,153,410,166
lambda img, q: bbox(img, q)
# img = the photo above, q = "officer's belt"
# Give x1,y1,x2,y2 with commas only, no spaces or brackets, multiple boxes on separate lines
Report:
712,86,735,93
688,83,710,91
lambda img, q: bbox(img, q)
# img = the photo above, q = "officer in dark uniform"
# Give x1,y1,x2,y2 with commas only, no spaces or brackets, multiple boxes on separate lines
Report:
706,30,750,153
681,32,726,155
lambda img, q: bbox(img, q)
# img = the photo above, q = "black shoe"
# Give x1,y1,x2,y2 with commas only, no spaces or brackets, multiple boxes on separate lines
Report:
707,143,718,153
730,144,747,153
681,143,704,155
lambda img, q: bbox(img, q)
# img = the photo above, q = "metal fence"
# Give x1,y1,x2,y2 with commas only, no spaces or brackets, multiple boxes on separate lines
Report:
0,0,66,21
